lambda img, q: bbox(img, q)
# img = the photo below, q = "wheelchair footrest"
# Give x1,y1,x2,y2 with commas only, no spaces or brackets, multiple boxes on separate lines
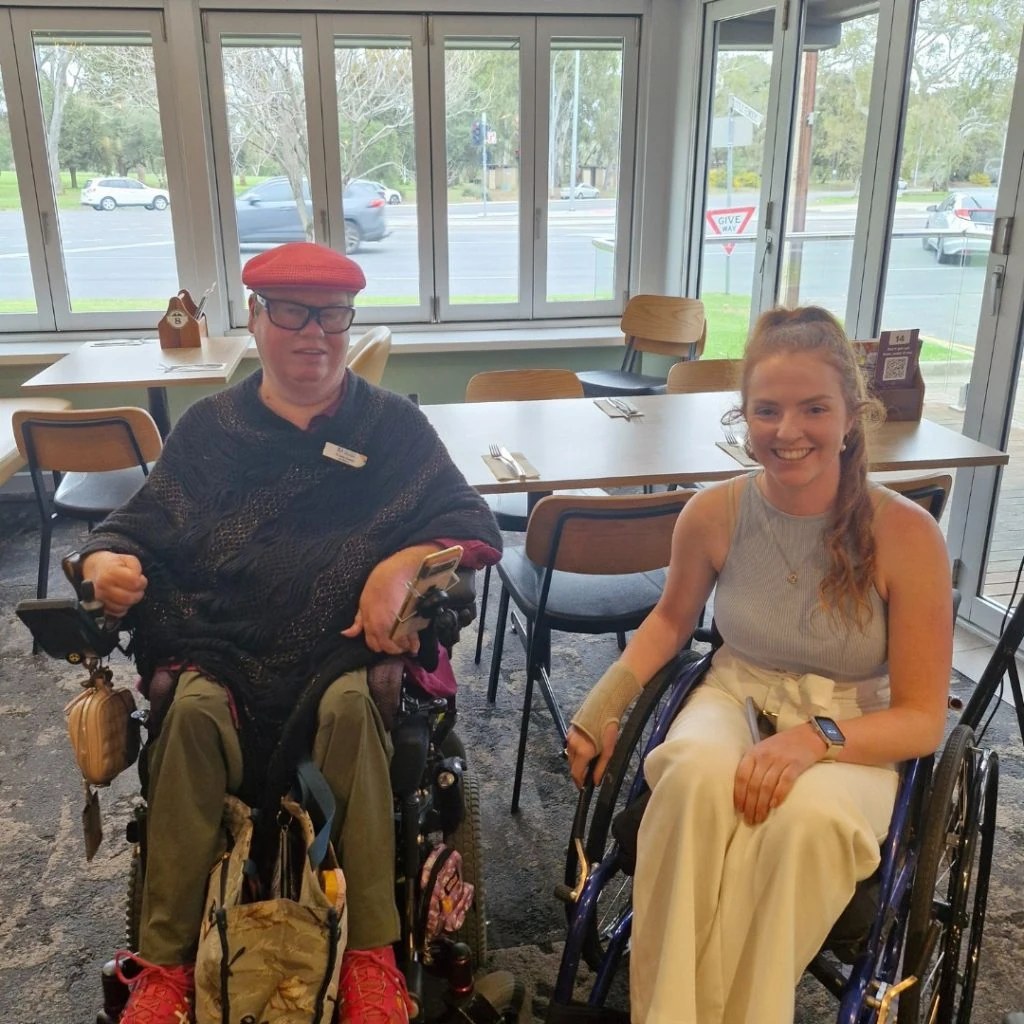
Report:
545,1003,630,1024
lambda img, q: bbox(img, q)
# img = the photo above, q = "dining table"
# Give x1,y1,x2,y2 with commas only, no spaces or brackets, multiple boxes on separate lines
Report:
19,335,251,438
421,391,1009,494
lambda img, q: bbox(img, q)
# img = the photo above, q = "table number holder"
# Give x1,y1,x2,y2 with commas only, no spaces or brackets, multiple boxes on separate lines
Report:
158,289,208,350
852,338,925,422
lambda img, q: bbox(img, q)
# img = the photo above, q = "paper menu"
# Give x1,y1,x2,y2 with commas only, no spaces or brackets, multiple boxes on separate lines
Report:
866,329,922,390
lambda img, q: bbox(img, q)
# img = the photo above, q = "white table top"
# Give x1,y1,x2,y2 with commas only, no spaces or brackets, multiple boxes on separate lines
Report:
422,392,1009,493
19,336,249,392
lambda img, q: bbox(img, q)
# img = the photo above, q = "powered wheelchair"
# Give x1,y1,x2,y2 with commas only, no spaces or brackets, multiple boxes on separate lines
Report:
17,562,527,1024
550,647,998,1024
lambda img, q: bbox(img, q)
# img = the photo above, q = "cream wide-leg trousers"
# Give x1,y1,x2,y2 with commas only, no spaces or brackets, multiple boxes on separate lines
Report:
630,648,899,1024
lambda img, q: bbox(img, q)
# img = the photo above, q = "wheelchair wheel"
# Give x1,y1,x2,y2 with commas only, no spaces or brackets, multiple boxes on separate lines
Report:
897,724,998,1024
443,732,488,970
126,847,143,952
572,652,701,971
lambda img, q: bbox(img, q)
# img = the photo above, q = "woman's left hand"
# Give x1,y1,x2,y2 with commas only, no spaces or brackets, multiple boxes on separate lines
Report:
733,724,826,825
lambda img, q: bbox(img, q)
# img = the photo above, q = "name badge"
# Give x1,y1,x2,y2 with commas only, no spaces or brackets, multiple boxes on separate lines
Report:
322,442,367,468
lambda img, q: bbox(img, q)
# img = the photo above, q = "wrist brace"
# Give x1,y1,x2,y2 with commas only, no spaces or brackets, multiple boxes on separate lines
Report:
570,661,643,754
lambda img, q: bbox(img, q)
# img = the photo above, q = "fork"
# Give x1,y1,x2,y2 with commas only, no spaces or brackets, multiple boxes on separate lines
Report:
608,397,638,420
488,443,526,480
723,423,739,446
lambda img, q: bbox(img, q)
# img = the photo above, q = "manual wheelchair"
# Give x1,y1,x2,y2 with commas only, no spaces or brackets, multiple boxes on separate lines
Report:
17,564,527,1024
550,646,999,1024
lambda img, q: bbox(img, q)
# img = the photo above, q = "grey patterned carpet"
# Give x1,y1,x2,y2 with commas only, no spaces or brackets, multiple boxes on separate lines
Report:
1,506,1023,1023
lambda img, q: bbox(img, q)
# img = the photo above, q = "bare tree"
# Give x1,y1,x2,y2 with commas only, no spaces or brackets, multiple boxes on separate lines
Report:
35,44,82,195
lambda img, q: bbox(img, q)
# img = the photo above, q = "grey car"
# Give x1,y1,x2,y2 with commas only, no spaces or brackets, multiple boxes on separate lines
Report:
923,190,997,263
235,177,388,254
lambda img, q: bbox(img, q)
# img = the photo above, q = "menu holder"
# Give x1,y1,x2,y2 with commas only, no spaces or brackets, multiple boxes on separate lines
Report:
852,335,925,422
158,289,208,350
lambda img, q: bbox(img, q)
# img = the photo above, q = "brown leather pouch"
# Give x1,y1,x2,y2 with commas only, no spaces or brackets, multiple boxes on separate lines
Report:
64,676,140,786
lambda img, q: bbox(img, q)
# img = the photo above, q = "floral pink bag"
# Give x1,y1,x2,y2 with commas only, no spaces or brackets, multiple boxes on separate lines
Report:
417,844,474,945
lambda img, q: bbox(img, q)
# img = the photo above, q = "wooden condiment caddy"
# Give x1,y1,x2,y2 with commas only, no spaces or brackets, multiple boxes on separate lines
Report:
852,339,925,422
158,290,208,350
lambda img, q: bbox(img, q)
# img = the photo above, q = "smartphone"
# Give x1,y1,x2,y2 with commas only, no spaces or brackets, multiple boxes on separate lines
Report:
744,697,776,744
389,546,464,641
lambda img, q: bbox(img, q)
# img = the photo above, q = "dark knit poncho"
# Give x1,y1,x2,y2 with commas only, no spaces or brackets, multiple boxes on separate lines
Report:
81,369,502,798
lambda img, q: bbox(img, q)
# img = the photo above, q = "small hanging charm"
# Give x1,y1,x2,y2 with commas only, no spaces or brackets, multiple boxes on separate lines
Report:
787,572,798,585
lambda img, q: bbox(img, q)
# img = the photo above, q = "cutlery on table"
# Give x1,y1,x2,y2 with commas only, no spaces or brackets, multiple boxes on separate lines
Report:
608,397,643,419
488,443,527,481
723,423,739,446
160,362,225,373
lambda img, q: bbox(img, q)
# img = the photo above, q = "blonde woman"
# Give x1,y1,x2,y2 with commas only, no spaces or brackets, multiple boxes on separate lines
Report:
566,306,952,1023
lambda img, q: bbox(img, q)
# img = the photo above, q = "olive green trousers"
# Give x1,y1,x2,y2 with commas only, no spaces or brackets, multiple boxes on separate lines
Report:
140,669,399,964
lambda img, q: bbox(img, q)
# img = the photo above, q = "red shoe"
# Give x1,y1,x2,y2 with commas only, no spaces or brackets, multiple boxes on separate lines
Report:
337,946,414,1024
114,951,194,1024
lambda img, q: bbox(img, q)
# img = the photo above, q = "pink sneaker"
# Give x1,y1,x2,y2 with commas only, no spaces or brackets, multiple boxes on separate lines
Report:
337,946,414,1024
114,951,194,1024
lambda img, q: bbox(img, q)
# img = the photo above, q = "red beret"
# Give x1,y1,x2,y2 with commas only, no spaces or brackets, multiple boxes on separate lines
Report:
241,242,366,293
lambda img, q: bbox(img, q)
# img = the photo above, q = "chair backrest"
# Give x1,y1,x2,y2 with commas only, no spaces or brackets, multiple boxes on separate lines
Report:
465,368,583,403
621,295,707,361
525,490,696,575
13,406,163,474
348,326,393,385
879,473,953,522
666,358,741,394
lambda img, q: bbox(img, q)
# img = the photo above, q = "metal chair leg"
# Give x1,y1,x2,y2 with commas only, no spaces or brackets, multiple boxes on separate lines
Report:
487,584,511,703
36,519,53,601
474,564,491,664
617,631,627,651
511,664,536,813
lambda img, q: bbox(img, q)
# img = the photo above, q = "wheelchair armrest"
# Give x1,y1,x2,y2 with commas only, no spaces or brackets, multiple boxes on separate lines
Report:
446,568,478,616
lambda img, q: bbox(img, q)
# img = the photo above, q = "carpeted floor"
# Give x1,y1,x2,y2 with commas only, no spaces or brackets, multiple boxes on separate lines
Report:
1,507,1023,1023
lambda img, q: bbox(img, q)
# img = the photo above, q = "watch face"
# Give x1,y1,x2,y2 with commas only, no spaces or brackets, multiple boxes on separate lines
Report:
814,716,845,744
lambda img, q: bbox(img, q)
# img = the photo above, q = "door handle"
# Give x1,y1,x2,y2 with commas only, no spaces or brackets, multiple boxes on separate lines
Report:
988,265,1005,317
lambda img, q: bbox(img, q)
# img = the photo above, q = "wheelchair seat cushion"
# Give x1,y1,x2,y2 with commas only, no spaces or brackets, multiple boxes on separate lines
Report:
497,547,667,632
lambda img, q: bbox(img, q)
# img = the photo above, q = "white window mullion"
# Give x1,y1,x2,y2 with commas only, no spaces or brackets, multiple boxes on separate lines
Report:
0,9,55,332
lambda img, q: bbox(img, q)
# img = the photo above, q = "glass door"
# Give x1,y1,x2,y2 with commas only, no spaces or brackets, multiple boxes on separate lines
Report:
689,0,801,357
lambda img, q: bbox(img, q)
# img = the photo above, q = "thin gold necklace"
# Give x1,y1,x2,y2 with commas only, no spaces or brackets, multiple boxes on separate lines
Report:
762,511,803,585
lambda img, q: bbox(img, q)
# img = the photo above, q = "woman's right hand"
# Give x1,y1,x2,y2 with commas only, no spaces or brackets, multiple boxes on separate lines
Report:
81,551,148,618
566,721,620,789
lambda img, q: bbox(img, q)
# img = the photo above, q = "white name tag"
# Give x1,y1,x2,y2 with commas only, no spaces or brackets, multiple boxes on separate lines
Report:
322,442,367,468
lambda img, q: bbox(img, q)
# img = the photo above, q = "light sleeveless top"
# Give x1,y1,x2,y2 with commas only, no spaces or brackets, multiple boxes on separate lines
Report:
713,473,888,682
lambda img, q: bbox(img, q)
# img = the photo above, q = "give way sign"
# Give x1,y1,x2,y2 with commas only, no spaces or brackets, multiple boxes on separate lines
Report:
705,206,755,255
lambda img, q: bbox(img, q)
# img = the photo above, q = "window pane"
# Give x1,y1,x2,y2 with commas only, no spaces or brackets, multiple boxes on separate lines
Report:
698,10,774,355
0,65,36,315
444,38,520,305
335,38,413,306
221,37,311,273
879,1,1023,441
778,11,880,319
32,33,178,313
546,39,623,303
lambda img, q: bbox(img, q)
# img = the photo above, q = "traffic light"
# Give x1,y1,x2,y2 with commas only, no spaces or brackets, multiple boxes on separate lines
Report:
470,120,482,146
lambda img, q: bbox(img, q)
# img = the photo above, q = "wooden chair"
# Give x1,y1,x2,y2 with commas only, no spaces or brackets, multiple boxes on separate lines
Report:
666,358,740,394
465,369,592,665
1,398,72,488
14,407,163,600
577,295,707,398
874,472,953,522
487,489,696,811
347,326,392,386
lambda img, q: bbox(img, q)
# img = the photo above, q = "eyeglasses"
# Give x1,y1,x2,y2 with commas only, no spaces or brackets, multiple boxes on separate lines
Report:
254,294,356,334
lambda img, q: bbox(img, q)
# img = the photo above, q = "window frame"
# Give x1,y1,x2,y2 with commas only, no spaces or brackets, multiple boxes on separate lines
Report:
8,6,187,332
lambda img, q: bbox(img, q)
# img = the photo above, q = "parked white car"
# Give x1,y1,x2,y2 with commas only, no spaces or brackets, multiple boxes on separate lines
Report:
922,190,997,263
352,179,402,205
560,183,601,200
80,177,170,211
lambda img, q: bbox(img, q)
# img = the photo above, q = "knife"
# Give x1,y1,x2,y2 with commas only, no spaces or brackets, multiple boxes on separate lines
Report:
497,445,527,480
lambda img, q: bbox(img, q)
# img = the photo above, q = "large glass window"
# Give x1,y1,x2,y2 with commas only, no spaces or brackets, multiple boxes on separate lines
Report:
30,31,177,314
0,58,36,316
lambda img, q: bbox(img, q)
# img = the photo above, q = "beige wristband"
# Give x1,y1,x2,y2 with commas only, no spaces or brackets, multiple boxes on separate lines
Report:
570,661,643,755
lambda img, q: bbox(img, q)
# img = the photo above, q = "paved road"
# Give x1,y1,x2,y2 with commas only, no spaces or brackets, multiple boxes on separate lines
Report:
0,200,987,347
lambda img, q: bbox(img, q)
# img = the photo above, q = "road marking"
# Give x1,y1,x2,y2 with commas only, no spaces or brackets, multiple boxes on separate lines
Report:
0,239,174,260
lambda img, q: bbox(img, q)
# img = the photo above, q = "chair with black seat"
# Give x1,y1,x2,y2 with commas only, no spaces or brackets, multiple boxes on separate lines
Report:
577,295,706,398
487,488,696,812
465,368,590,665
14,406,163,600
873,471,953,521
666,357,740,394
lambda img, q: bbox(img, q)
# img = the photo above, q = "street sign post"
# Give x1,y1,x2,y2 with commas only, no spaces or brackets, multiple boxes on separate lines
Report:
705,206,756,294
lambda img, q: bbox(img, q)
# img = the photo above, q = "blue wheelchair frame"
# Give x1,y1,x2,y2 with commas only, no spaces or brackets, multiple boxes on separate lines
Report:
552,652,931,1023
